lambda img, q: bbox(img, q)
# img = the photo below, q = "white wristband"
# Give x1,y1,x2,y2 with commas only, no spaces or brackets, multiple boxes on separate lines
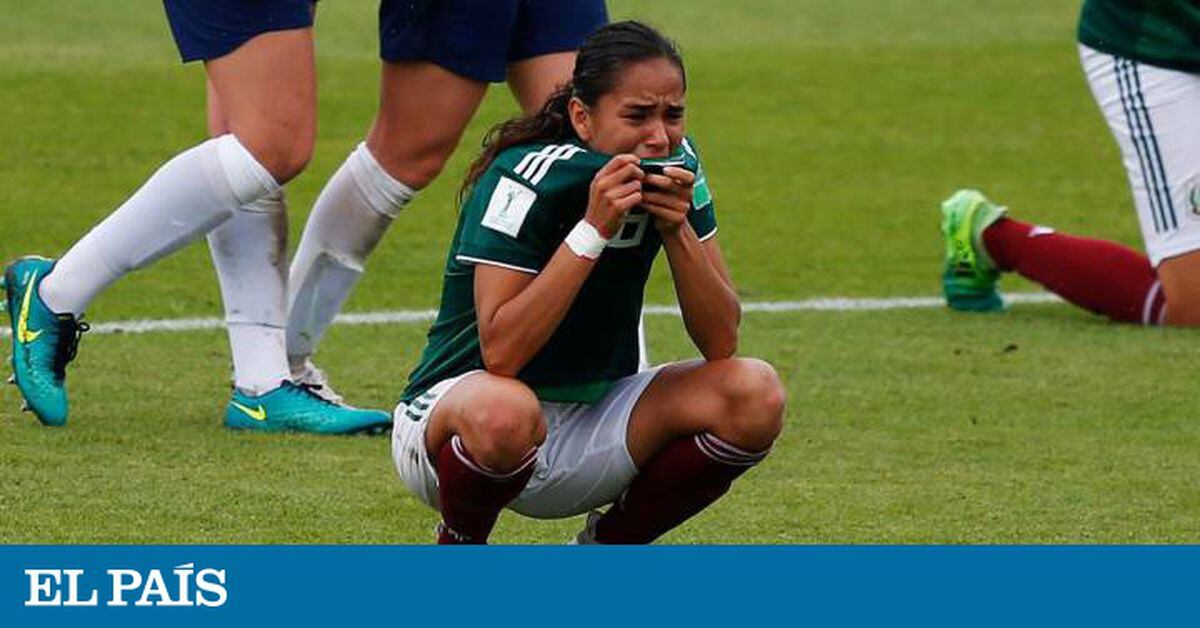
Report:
565,220,610,260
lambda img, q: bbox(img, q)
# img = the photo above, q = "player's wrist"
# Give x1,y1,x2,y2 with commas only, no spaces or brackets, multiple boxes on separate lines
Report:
566,219,610,260
583,212,618,239
653,214,684,234
656,218,695,243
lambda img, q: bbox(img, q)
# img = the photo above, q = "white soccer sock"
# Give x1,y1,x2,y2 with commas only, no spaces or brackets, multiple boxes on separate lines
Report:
208,191,291,396
39,135,279,316
286,142,415,364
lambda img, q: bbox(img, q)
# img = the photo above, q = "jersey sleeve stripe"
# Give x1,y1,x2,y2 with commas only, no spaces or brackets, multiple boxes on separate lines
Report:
455,254,539,275
697,226,718,242
514,144,559,180
530,144,584,185
527,144,572,185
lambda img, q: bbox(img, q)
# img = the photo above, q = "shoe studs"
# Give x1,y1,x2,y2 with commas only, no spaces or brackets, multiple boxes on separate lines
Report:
20,402,30,412
6,374,13,385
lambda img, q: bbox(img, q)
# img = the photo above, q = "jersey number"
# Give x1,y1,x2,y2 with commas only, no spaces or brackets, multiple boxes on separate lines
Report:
607,212,648,249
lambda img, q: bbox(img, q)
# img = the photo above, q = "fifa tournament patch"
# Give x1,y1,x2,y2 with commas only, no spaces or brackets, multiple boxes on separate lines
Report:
481,176,537,237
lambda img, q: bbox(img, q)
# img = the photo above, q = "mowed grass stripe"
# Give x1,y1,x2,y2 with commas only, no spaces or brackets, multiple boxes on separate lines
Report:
0,293,1061,337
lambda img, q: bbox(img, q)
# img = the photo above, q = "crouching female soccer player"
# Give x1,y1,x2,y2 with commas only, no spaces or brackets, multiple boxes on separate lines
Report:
391,21,786,544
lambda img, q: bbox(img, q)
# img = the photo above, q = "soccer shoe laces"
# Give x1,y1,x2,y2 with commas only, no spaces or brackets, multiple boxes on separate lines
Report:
51,316,89,382
293,380,339,406
292,360,345,405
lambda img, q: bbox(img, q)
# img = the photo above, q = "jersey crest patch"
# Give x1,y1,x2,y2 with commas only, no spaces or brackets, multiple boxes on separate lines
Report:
482,176,537,237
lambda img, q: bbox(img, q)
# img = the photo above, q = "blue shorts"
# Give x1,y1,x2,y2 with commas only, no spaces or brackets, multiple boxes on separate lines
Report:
379,0,608,83
163,0,315,63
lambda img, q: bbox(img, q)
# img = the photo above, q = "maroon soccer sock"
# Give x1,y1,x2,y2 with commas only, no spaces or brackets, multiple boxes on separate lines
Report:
983,217,1166,324
594,433,769,544
435,435,537,545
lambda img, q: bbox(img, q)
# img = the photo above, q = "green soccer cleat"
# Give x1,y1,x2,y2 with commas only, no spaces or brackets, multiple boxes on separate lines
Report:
3,256,90,426
940,189,1008,312
224,381,392,435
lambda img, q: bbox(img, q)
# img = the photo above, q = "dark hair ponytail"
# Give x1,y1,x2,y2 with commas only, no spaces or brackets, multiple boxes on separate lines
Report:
459,86,576,202
460,20,685,201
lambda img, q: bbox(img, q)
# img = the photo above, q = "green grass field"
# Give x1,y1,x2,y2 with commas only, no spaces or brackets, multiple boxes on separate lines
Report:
3,0,1198,543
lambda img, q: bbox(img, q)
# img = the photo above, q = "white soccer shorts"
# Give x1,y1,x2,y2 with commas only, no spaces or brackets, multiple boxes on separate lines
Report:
1080,44,1200,266
391,366,665,520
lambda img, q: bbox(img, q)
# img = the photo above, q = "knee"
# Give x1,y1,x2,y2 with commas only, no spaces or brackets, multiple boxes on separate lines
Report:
462,386,545,471
263,140,313,185
392,155,447,190
373,147,450,191
240,133,313,185
366,133,457,191
715,358,786,450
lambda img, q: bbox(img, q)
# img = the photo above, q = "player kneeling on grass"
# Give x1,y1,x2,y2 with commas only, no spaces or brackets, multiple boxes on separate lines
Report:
390,21,785,544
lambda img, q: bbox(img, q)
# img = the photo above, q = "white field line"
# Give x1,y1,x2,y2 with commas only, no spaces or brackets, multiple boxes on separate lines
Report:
0,293,1061,338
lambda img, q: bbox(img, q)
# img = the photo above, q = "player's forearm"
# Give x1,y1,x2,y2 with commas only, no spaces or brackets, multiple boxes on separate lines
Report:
662,227,741,359
479,245,595,376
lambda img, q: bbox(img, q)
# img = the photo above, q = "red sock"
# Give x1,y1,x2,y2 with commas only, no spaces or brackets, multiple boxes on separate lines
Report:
435,435,537,545
982,217,1165,324
594,433,769,544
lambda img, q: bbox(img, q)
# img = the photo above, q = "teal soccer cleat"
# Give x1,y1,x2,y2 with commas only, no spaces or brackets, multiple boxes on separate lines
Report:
2,256,89,426
940,189,1008,312
224,381,392,435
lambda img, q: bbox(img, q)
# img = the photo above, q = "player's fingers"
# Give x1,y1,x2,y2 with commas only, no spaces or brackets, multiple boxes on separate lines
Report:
594,161,644,194
599,153,639,172
641,190,690,212
605,180,644,202
641,199,686,216
641,203,687,225
614,160,646,184
645,174,693,206
591,162,629,193
612,190,644,213
597,154,643,179
644,173,680,191
662,166,695,185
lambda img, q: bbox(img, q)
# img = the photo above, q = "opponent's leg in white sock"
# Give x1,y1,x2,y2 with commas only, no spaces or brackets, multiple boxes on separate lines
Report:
286,142,414,366
39,135,279,316
208,191,291,396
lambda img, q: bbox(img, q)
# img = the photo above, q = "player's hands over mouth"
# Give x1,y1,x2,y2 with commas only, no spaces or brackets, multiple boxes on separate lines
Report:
641,166,695,235
586,154,644,238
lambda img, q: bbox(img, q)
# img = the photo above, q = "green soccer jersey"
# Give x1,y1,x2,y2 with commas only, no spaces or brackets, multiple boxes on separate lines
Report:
1078,0,1200,73
400,137,717,406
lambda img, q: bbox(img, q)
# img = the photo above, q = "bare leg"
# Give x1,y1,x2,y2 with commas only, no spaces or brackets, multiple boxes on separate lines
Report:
422,372,545,544
366,61,488,188
506,51,577,113
589,358,785,544
1158,251,1200,325
39,28,312,320
627,358,785,465
424,372,546,471
205,28,316,184
286,61,487,368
